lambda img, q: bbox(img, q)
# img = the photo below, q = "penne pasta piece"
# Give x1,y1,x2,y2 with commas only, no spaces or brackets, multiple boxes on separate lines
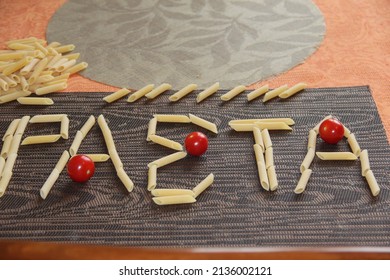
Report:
0,75,17,87
257,160,269,191
116,167,134,192
127,84,154,102
2,119,20,141
34,82,67,95
60,115,69,139
313,115,333,133
103,88,131,103
64,62,88,75
247,85,269,101
294,169,312,194
14,116,30,137
365,170,380,197
262,85,288,103
9,74,20,83
343,125,351,138
253,144,265,163
20,58,39,75
19,75,29,91
308,129,317,150
192,173,214,198
7,43,35,51
254,121,292,131
21,134,62,145
98,115,116,151
169,83,197,102
85,154,110,162
149,135,183,151
0,90,31,104
1,135,12,158
30,114,66,123
267,165,278,191
17,97,54,105
265,147,274,169
152,189,195,197
147,151,187,168
154,114,191,123
300,148,316,173
347,133,361,156
1,153,17,175
152,195,196,206
79,115,96,137
54,150,70,172
3,56,33,76
359,149,370,177
189,113,218,134
145,83,172,99
261,129,272,149
40,169,60,199
69,131,84,156
54,44,76,53
147,164,157,191
253,127,264,152
278,82,307,99
0,170,13,197
97,115,116,151
28,57,48,84
316,152,358,160
196,82,219,103
109,148,123,169
146,117,157,141
220,85,246,101
241,117,303,126
8,134,22,155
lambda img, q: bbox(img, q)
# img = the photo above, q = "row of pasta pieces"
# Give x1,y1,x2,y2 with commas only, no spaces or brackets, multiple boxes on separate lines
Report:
295,115,379,196
0,114,133,199
0,37,88,105
103,82,307,104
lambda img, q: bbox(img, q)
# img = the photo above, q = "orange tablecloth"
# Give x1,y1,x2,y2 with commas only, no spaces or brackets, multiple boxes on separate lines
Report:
1,0,389,140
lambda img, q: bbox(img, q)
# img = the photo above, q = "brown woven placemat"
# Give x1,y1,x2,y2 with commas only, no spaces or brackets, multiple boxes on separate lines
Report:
0,86,389,247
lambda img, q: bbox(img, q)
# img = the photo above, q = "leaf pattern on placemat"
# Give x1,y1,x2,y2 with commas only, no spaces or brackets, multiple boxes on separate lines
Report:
47,0,325,89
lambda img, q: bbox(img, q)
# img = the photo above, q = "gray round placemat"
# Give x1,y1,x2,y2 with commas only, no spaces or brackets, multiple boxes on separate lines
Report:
47,0,325,89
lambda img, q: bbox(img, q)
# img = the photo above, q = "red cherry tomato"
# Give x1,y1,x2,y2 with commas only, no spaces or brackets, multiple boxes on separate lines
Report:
67,155,95,183
184,131,208,156
319,118,345,144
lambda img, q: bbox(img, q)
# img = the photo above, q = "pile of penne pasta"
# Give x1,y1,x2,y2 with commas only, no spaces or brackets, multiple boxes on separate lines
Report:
0,37,87,105
104,82,307,104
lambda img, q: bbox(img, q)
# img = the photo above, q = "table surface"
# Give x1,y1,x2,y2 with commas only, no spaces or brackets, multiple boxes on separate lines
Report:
0,0,390,259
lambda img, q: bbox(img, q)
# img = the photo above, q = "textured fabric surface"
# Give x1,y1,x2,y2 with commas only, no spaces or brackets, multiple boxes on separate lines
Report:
46,0,325,89
0,86,389,247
